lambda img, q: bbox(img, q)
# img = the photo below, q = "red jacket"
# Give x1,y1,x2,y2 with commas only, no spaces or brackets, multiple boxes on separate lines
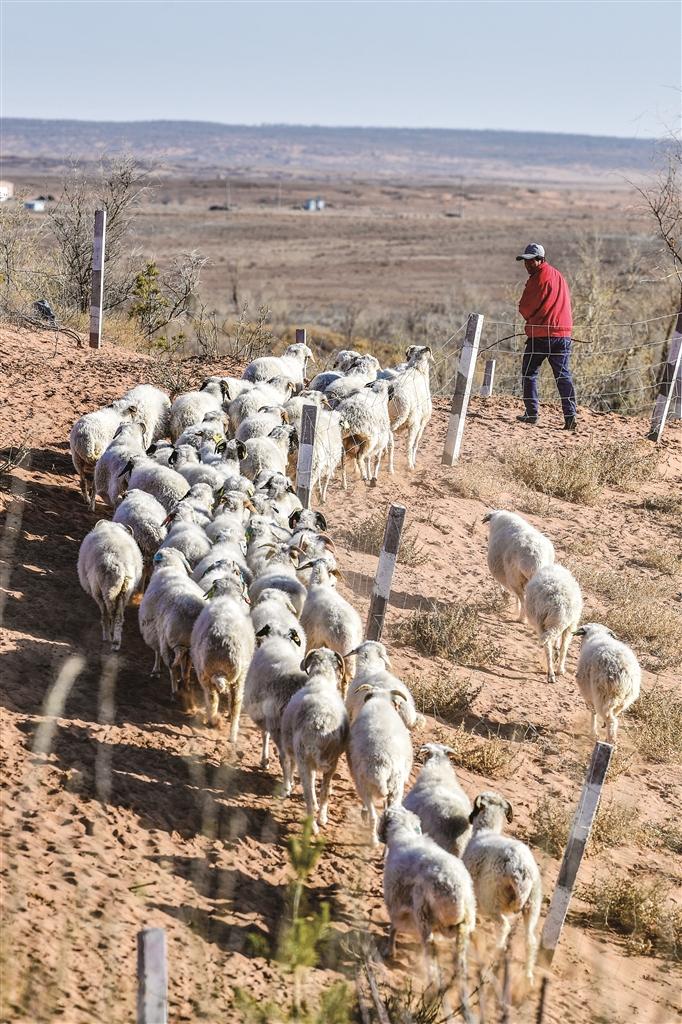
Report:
519,262,573,339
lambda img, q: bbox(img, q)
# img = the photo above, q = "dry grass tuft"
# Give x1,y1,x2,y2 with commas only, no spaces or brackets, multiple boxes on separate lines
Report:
580,875,682,959
408,673,483,723
530,797,641,858
634,545,682,576
393,602,500,667
627,685,682,763
642,822,682,855
502,440,658,504
442,724,521,780
343,513,428,567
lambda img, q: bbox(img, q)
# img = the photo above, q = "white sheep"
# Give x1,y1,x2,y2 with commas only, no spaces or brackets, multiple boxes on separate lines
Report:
310,408,346,501
112,488,168,586
242,342,313,386
120,457,190,512
169,380,229,442
344,640,421,731
483,510,555,622
574,623,641,743
155,574,206,706
388,345,433,469
336,379,394,485
524,563,583,683
463,791,542,986
347,686,414,845
379,805,476,983
324,354,381,404
243,623,307,769
280,648,349,833
69,400,135,506
299,559,363,692
158,516,212,569
139,548,192,676
190,576,255,737
239,426,297,482
77,520,143,651
93,420,148,510
403,743,472,856
236,406,289,442
251,588,303,641
121,384,171,442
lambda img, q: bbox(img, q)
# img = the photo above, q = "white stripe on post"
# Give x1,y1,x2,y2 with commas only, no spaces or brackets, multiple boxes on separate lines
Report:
672,372,682,421
89,208,107,349
442,312,484,465
137,928,168,1024
296,403,318,509
648,318,682,441
480,358,496,397
539,741,613,967
366,503,406,642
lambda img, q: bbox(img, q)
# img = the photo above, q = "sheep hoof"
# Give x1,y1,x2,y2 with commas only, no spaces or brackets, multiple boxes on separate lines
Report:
369,479,378,488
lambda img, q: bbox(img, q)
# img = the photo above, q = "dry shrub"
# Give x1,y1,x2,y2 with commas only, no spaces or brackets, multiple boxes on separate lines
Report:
577,568,682,671
627,685,682,763
640,492,682,519
343,513,427,568
444,460,553,516
408,673,482,723
146,357,200,398
634,545,682,576
531,797,640,858
642,822,682,855
444,724,520,779
580,875,682,959
502,440,658,504
393,602,500,667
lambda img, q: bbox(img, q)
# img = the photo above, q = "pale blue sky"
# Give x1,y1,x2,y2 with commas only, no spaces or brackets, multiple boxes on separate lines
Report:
1,0,680,137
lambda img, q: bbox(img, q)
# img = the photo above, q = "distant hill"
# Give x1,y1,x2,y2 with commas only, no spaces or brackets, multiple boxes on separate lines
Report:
0,118,663,183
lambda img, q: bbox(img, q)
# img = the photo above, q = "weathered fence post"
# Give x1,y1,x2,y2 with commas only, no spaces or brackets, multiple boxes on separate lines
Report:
539,741,613,968
648,313,682,441
480,358,496,397
672,373,682,421
89,208,106,350
442,312,484,464
296,403,318,509
295,327,306,344
366,503,406,641
137,927,168,1024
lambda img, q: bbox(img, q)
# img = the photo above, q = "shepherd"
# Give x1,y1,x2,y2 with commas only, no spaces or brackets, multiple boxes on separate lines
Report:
516,242,577,431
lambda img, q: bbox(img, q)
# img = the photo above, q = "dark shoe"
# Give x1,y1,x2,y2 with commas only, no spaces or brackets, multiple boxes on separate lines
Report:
563,416,577,432
516,413,538,425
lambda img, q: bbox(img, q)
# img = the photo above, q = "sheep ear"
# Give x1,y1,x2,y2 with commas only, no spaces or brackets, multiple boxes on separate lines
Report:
377,812,389,845
256,625,271,637
573,626,586,636
118,458,134,478
215,440,227,454
146,443,158,455
505,800,514,824
288,629,301,647
199,379,211,391
236,441,247,459
470,794,484,823
220,381,231,400
288,509,302,529
333,652,345,677
314,511,327,531
301,651,315,673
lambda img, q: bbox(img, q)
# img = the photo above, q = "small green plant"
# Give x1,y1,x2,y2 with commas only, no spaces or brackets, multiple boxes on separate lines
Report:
580,875,682,959
393,602,499,667
129,261,169,339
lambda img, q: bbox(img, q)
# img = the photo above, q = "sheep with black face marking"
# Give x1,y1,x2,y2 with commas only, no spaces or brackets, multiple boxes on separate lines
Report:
190,575,254,736
93,420,148,510
379,805,476,984
299,558,362,693
158,508,212,569
324,354,381,404
403,744,472,856
251,588,303,641
280,648,349,833
69,400,136,507
121,384,171,443
524,563,582,684
345,640,421,731
236,406,289,442
248,542,307,615
463,791,542,986
119,456,190,513
77,520,143,651
483,510,555,622
347,685,414,845
112,488,168,588
574,622,641,743
243,622,307,769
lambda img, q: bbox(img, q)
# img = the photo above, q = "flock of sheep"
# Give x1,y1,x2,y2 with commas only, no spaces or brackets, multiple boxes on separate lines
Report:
68,340,642,989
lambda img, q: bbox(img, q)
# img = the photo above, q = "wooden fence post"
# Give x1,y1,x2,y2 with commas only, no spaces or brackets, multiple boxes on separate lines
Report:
366,503,406,641
296,403,318,509
480,358,496,397
89,208,106,349
672,373,682,420
137,928,168,1024
648,314,682,441
539,741,613,967
295,327,306,344
442,312,484,465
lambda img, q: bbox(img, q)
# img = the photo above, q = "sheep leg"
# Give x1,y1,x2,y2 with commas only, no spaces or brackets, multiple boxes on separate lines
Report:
203,683,220,728
454,922,469,982
522,901,539,987
496,915,512,951
588,708,598,738
384,926,397,961
228,686,243,745
387,431,395,475
151,648,161,677
416,908,440,990
260,731,271,770
544,638,556,684
407,424,419,469
366,802,379,846
558,627,573,675
605,714,618,745
512,588,526,623
300,765,319,833
318,766,335,827
281,752,294,797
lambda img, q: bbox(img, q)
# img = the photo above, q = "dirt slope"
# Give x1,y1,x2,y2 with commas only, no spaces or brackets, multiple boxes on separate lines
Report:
1,327,680,1024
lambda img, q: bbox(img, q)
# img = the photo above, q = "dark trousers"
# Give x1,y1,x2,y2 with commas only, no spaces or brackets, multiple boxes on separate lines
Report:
522,336,577,419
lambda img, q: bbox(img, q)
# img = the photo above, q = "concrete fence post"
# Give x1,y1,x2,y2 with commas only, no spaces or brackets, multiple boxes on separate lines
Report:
480,358,496,397
366,503,406,641
296,403,318,509
89,208,106,349
137,928,168,1024
442,312,484,464
648,313,682,441
539,741,613,967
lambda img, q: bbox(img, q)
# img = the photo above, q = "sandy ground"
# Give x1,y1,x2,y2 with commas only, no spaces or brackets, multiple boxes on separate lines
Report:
1,327,681,1023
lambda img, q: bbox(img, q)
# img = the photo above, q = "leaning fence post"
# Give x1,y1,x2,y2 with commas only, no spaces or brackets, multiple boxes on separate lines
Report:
480,358,496,397
648,314,682,441
442,312,484,464
89,208,106,350
366,503,406,641
539,741,613,968
296,403,318,509
137,927,168,1024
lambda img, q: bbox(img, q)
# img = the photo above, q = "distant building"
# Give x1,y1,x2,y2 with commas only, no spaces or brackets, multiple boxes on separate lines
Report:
24,200,45,212
304,196,325,211
0,180,14,202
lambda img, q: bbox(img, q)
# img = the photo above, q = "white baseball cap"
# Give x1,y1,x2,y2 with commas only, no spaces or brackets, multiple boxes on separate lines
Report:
516,242,545,261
